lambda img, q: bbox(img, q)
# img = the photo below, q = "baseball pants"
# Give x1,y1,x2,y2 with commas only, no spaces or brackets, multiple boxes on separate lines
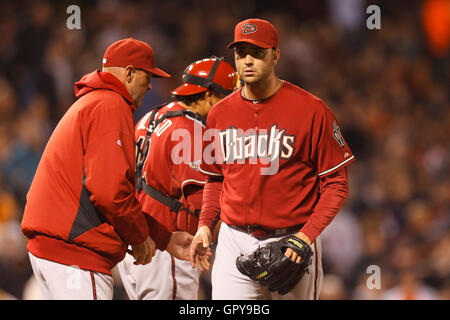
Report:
117,248,200,300
28,252,114,300
211,222,323,300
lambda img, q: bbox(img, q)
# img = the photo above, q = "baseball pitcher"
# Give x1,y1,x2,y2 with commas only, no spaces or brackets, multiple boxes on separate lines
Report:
190,19,355,300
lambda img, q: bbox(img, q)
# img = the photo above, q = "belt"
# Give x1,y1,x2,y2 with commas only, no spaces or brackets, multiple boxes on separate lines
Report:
229,224,304,240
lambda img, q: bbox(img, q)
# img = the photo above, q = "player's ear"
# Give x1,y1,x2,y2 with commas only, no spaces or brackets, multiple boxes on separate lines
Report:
205,91,214,105
272,49,280,65
124,65,135,82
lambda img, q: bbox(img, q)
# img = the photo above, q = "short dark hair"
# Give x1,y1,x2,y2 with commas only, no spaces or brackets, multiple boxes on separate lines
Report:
174,91,207,106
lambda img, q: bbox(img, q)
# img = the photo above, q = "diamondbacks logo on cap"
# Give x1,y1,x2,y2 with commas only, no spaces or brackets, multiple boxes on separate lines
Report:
241,23,257,34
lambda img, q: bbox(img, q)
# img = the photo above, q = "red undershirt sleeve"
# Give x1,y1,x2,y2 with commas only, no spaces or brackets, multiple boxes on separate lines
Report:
198,176,223,234
184,186,204,211
299,167,349,243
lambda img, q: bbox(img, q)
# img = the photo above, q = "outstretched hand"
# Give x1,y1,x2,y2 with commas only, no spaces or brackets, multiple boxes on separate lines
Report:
127,236,156,265
166,231,195,261
189,226,212,272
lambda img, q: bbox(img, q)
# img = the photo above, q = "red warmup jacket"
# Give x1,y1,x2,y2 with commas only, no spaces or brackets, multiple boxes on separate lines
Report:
21,70,169,275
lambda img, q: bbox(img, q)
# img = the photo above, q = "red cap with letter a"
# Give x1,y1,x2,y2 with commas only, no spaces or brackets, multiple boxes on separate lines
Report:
102,38,171,78
227,18,278,49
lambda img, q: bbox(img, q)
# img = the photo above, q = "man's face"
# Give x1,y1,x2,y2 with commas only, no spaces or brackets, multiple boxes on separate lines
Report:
127,68,152,108
233,43,276,85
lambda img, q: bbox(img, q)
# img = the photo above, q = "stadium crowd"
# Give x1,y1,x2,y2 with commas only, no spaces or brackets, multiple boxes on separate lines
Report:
0,0,448,299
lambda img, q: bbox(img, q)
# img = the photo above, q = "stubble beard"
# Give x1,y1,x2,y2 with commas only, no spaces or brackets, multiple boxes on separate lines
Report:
240,67,273,90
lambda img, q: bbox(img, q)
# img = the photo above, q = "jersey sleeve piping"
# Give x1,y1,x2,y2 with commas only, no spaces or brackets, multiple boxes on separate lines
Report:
198,166,223,177
318,155,355,177
181,179,206,189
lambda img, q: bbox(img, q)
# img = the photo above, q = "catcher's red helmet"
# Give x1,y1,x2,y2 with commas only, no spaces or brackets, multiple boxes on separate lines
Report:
171,57,239,96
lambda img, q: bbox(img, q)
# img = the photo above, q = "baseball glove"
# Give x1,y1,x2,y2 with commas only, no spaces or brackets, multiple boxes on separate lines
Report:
236,235,313,295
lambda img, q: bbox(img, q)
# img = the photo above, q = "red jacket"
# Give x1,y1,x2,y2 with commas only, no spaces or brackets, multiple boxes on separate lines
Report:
21,70,154,275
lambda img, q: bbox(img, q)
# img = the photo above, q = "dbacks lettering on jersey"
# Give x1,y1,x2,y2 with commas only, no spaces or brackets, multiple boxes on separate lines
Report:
216,124,295,164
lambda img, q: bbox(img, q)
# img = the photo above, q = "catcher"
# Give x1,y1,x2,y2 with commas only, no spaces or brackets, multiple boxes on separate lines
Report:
116,57,239,299
190,19,354,299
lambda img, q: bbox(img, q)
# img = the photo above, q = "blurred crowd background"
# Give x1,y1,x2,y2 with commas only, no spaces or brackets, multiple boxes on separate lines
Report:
0,0,448,300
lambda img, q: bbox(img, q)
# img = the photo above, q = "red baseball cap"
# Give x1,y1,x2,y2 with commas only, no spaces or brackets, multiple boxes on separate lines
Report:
227,18,278,49
102,38,171,78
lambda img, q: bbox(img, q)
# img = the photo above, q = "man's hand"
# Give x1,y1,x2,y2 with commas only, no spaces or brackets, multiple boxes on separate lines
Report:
166,231,195,261
284,231,312,263
128,236,156,265
190,226,212,272
236,234,313,295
